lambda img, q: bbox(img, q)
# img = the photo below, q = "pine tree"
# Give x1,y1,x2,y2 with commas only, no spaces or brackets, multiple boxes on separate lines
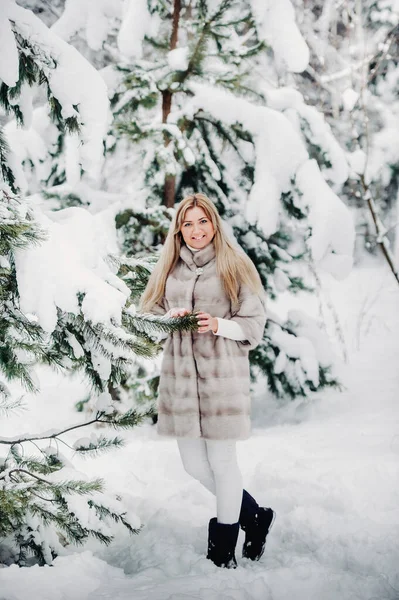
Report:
3,1,355,402
0,3,198,566
106,0,352,397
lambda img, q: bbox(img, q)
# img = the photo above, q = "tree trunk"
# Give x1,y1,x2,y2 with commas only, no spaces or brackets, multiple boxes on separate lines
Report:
162,0,181,208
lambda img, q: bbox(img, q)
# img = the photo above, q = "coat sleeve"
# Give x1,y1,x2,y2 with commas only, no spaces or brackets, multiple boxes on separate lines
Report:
229,284,267,350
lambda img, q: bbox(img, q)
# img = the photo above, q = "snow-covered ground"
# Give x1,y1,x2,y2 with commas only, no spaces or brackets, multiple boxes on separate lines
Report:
1,258,399,600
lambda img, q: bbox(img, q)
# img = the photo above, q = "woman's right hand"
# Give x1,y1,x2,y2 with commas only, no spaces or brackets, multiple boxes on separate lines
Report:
167,307,190,318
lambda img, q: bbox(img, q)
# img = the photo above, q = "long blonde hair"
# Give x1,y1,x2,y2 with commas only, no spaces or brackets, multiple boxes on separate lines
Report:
139,193,264,312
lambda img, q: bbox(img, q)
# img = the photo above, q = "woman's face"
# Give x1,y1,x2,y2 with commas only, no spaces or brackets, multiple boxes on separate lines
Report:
180,206,215,250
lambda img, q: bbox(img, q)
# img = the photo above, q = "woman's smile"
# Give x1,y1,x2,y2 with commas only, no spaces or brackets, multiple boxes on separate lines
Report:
180,206,215,249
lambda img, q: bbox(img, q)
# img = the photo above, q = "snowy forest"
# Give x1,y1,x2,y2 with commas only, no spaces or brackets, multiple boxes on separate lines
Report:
0,0,398,598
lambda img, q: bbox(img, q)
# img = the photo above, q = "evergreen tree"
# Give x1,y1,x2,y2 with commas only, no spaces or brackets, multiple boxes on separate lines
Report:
0,3,197,566
3,1,355,401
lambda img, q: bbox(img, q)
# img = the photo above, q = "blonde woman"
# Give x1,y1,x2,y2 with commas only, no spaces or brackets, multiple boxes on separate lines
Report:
140,193,275,568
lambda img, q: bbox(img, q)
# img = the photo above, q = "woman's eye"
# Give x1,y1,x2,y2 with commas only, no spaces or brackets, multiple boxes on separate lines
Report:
184,223,191,227
200,219,207,224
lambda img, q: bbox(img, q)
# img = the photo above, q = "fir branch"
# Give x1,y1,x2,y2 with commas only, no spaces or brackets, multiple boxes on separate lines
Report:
74,436,125,457
74,316,160,361
0,391,21,413
0,127,18,192
8,455,62,476
178,0,233,84
52,478,104,496
28,501,113,546
2,469,104,498
87,500,140,535
123,311,199,336
0,349,40,394
99,407,152,430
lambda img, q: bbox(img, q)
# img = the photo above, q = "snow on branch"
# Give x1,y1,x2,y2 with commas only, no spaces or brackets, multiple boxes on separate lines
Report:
117,0,153,60
50,0,119,51
1,0,110,181
51,0,153,60
250,0,309,73
180,82,354,279
14,206,130,334
296,160,354,279
265,87,349,185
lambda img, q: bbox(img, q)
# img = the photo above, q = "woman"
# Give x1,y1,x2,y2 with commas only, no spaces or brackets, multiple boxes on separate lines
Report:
140,193,275,568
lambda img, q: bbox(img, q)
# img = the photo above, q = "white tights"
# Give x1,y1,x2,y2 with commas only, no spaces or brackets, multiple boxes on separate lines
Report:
177,438,243,524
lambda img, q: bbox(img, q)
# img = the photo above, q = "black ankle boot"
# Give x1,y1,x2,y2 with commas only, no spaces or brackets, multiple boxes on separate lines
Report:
206,517,240,568
239,490,275,561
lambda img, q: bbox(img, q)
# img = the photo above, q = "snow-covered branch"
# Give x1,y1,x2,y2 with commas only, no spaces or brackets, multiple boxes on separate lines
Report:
1,0,110,182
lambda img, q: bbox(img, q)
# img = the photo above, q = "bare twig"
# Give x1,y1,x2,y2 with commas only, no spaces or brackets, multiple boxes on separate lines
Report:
360,179,399,284
319,54,374,83
0,414,108,445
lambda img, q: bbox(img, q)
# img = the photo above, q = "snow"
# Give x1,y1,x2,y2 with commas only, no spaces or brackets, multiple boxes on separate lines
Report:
3,120,47,194
1,1,398,596
347,149,366,176
294,104,349,185
273,268,291,292
265,87,349,185
341,88,359,112
95,392,114,415
287,310,333,367
167,47,189,71
2,0,110,182
15,82,34,129
117,0,153,60
268,322,320,386
0,9,19,86
1,259,398,599
14,206,130,333
250,0,310,73
51,0,120,51
0,552,123,600
64,133,82,188
66,331,85,358
52,0,154,60
296,159,355,278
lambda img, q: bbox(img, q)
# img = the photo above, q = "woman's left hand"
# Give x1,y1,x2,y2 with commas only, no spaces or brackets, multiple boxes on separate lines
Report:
196,311,218,334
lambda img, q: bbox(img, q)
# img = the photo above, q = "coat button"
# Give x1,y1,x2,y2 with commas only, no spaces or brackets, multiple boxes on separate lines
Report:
195,267,204,275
